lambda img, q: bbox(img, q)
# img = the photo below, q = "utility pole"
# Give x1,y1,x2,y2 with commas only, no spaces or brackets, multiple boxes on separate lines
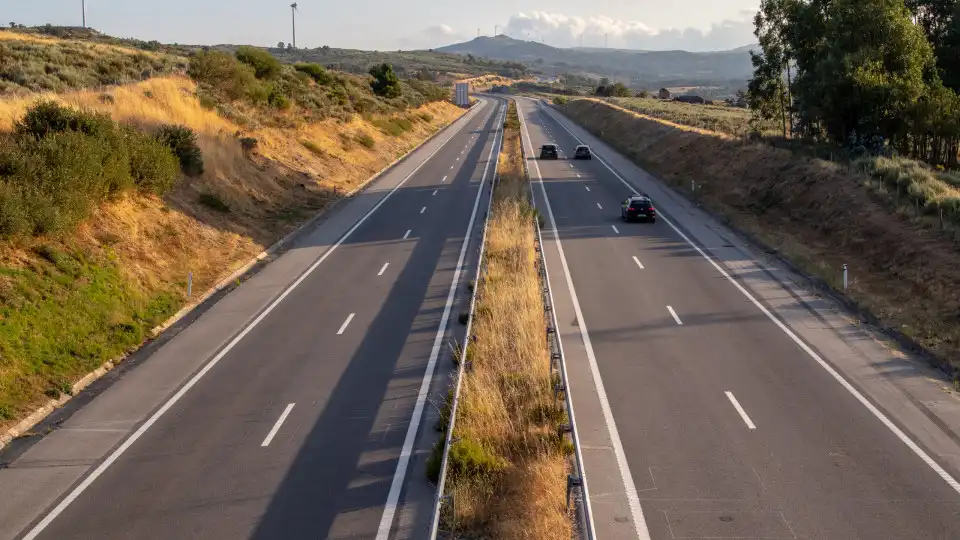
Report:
605,33,608,48
495,25,498,37
477,28,480,38
81,0,86,27
290,3,298,49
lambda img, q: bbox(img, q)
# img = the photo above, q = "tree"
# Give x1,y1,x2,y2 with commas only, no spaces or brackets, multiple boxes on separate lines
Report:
611,82,632,97
9,22,16,28
369,63,402,98
747,0,795,138
278,41,285,49
638,90,651,98
658,88,671,99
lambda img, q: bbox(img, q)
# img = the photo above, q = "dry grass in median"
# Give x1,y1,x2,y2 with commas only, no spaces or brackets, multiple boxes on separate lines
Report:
441,101,571,538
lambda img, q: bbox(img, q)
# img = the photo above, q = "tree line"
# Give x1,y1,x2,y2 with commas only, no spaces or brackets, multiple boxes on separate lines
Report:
748,0,960,167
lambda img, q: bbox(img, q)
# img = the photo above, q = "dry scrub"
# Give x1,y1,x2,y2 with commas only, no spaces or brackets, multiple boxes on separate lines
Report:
560,98,960,373
442,102,570,538
0,75,464,430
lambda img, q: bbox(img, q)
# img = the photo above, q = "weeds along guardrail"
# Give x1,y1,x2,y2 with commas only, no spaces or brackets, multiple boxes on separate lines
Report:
519,104,595,540
428,100,505,539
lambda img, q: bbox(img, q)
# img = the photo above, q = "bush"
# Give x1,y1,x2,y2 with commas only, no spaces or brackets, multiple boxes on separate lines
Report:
125,128,180,195
187,50,258,101
300,139,326,157
447,439,505,481
198,192,230,213
369,63,402,98
294,62,332,85
372,119,404,136
235,46,281,80
239,137,258,152
355,133,376,148
157,125,204,177
267,86,292,110
553,96,568,105
15,100,115,140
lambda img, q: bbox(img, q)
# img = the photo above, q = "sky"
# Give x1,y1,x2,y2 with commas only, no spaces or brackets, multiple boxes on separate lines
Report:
5,1,761,52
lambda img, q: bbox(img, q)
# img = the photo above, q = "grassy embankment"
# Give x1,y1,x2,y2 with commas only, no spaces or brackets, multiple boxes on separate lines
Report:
558,98,960,376
436,101,571,537
0,30,466,432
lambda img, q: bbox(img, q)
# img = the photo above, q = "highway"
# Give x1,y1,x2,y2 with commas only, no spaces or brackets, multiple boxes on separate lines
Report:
0,97,504,540
517,97,960,540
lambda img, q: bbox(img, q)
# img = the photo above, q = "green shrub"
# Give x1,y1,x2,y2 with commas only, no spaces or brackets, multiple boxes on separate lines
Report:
356,133,376,148
395,117,413,131
198,192,230,213
239,137,258,152
372,119,403,136
235,46,281,80
369,63,402,98
300,139,326,157
419,112,433,122
267,86,291,110
157,125,204,177
294,62,332,85
15,100,114,140
447,439,505,481
553,96,568,105
187,50,258,101
125,128,180,195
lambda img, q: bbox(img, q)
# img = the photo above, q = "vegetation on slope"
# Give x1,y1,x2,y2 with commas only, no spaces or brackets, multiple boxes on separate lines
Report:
0,30,187,95
438,102,571,537
0,30,466,431
559,98,960,376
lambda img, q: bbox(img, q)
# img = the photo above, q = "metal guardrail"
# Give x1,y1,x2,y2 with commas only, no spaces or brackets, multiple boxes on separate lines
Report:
427,101,505,539
519,104,595,540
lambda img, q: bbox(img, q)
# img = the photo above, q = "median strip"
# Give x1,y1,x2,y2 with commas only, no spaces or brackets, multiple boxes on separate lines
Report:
431,100,573,538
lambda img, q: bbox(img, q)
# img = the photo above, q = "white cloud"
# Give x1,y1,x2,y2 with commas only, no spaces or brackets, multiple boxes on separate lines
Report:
397,24,469,50
501,11,756,51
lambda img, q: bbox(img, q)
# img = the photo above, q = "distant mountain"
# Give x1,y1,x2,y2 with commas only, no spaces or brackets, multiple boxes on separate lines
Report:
436,35,756,85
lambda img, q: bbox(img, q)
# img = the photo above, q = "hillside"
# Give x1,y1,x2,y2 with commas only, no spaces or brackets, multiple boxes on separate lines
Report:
437,35,755,86
0,30,466,434
556,98,960,375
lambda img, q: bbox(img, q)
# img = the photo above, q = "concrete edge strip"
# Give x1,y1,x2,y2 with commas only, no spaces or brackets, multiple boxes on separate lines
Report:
537,98,960,496
0,103,480,452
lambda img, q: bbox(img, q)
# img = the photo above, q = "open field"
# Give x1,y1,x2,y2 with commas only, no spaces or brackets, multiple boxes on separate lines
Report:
605,96,778,137
559,98,960,375
439,102,571,538
0,71,464,431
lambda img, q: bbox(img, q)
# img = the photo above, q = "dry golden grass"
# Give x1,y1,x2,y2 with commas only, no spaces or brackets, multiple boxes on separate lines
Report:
561,98,960,371
0,76,465,430
445,102,571,539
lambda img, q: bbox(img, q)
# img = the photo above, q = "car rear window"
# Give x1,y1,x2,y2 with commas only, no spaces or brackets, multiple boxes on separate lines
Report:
630,200,650,209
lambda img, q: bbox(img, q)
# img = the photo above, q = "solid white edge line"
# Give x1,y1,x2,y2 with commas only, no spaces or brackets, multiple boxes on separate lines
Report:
612,225,620,234
17,98,490,540
534,97,960,496
375,101,507,539
633,256,644,269
725,391,757,430
337,313,356,335
378,262,389,276
403,229,411,240
666,305,683,325
261,403,296,446
517,102,650,540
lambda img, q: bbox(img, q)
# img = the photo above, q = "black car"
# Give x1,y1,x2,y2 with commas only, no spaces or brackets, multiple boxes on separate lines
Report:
621,195,656,222
539,143,559,159
573,145,592,159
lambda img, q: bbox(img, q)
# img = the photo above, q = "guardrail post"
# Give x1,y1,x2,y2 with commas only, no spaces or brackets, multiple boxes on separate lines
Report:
842,264,848,291
566,475,582,510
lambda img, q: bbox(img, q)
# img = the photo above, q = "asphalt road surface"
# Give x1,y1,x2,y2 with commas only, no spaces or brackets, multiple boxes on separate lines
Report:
517,97,960,540
0,97,505,540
